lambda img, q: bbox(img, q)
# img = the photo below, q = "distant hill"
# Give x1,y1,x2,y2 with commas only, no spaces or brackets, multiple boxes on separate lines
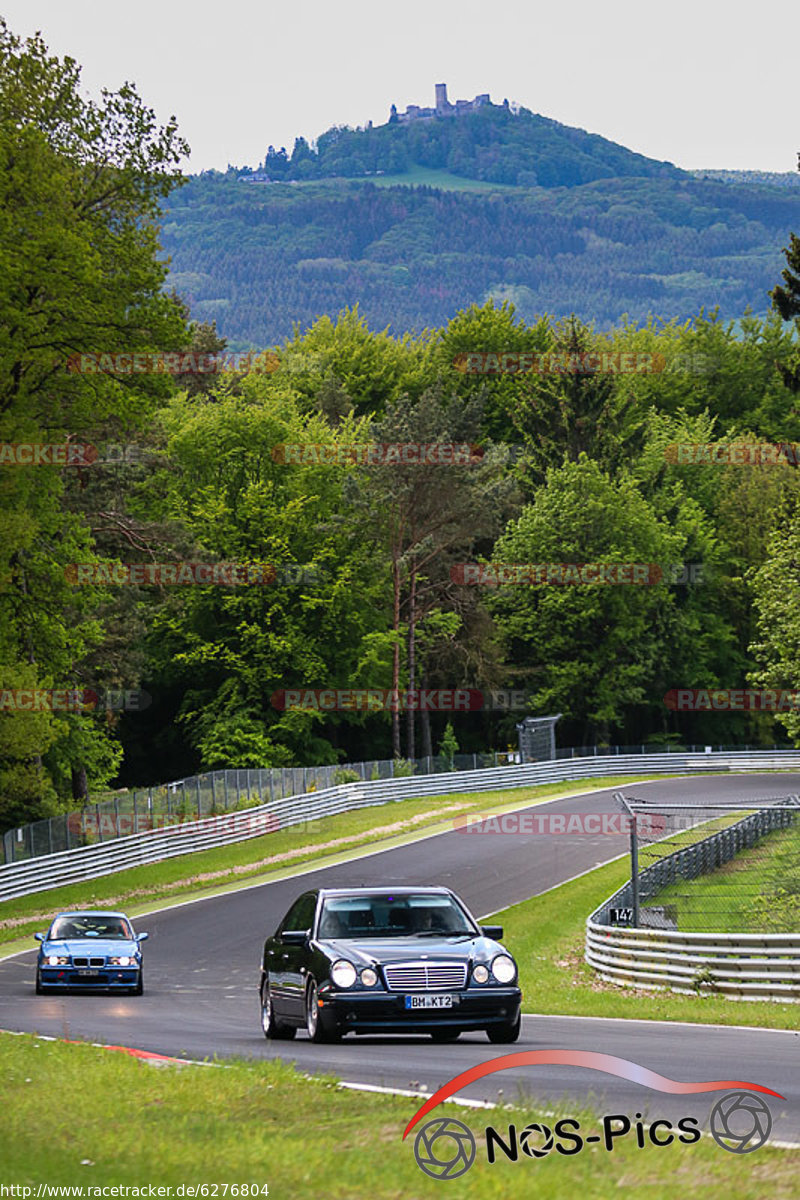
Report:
161,172,799,346
248,102,686,190
160,104,800,347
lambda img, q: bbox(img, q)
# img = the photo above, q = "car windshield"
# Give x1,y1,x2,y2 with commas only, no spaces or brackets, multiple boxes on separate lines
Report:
317,894,475,939
49,916,132,941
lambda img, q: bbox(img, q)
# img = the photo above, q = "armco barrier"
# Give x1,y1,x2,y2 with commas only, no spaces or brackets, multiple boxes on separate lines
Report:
3,751,800,903
2,743,793,866
586,798,800,1002
585,926,800,1001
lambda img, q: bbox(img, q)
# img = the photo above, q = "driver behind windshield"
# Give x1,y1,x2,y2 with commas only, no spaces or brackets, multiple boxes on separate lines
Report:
318,895,470,937
50,916,132,940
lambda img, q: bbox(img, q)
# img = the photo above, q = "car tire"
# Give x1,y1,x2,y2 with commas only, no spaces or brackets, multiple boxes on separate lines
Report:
131,971,144,996
305,979,340,1043
430,1029,461,1042
486,1014,521,1044
35,969,43,996
260,979,295,1040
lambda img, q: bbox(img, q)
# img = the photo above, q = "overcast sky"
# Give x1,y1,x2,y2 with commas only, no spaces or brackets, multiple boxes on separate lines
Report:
4,0,799,174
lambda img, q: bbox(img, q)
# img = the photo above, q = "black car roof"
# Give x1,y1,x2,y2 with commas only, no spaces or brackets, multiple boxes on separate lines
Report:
318,886,453,897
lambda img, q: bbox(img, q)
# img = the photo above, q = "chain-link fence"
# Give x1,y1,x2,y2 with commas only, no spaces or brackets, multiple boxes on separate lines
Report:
1,751,523,865
1,742,791,867
601,794,800,934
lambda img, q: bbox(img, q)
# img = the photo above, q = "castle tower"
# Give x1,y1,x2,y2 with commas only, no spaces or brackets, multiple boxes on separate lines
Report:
435,83,449,111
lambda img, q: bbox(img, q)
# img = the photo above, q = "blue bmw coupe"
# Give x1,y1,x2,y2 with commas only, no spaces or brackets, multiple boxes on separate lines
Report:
35,910,149,994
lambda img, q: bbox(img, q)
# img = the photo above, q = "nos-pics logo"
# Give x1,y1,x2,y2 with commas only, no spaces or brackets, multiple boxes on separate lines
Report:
414,1118,476,1180
405,1051,781,1179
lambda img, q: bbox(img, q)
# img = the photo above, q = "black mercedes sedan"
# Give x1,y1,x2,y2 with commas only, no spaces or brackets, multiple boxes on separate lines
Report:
259,886,522,1043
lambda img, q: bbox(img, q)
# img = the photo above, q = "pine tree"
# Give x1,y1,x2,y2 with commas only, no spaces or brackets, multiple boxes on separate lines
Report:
770,153,800,391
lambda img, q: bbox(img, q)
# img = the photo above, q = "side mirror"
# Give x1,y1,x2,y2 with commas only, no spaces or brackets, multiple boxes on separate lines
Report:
34,932,45,942
137,932,149,942
281,929,309,946
480,924,504,940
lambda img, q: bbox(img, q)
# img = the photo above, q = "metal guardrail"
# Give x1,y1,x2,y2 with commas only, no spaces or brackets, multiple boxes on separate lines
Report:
586,799,800,1002
585,926,800,1001
3,750,800,904
3,742,791,866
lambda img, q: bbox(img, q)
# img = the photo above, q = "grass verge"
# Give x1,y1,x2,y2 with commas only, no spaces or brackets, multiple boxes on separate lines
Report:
494,845,800,1030
0,774,657,953
646,821,800,933
0,1032,794,1197
367,165,523,191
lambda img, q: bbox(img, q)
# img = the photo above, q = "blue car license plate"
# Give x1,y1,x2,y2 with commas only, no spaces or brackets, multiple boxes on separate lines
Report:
405,994,457,1009
78,969,100,976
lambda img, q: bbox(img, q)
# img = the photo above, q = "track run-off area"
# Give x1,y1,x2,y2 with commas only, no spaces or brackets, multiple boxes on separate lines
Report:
1,774,798,1143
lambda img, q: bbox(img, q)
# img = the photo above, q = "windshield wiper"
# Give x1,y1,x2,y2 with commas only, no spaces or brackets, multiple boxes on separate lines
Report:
413,930,471,939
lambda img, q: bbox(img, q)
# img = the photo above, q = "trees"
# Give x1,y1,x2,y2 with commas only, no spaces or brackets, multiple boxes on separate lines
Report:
0,21,188,820
434,300,552,442
506,316,648,487
4,16,799,815
485,456,726,743
345,385,514,758
771,148,800,392
748,162,800,740
159,170,799,347
129,381,390,772
749,506,800,744
277,307,427,419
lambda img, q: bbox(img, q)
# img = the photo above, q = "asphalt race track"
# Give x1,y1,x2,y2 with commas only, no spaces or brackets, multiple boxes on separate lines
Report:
1,775,799,1143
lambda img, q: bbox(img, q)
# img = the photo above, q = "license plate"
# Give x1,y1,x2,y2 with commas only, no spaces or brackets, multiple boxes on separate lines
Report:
78,969,100,977
405,994,457,1009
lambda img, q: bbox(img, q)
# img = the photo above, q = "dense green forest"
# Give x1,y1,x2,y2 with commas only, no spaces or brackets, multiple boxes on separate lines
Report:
162,172,800,342
4,21,800,833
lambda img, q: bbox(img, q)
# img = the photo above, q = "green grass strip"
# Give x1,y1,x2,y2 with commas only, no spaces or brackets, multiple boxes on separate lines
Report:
0,1032,794,1195
645,821,800,933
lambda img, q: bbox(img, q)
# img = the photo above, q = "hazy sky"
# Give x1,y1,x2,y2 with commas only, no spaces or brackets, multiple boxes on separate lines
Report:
4,0,799,174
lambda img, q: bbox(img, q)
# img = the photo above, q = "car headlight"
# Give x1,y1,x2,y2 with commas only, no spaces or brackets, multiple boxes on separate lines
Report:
331,960,357,988
109,956,134,966
491,955,517,984
472,964,490,984
46,955,69,966
360,967,378,987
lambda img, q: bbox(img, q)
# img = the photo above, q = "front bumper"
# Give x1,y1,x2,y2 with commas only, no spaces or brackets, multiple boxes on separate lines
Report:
318,986,521,1032
38,965,140,989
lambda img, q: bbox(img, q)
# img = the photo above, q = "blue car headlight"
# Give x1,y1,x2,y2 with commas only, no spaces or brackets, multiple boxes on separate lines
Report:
108,956,136,966
46,955,69,966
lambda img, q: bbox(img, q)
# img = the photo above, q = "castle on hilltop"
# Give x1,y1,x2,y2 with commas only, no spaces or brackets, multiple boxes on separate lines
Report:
390,83,506,125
